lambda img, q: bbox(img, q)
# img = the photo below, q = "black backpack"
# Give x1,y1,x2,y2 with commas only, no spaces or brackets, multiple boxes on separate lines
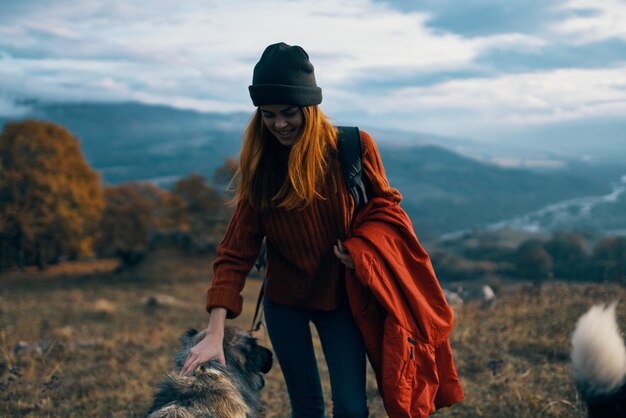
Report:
336,126,368,215
250,126,368,331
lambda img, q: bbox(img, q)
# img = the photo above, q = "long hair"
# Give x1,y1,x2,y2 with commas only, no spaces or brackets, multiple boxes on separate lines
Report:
235,105,338,211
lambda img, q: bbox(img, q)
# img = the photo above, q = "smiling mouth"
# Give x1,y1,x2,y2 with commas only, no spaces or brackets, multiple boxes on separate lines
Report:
275,130,294,138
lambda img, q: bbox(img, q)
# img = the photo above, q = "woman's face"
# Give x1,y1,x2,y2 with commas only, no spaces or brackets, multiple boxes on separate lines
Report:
259,105,304,147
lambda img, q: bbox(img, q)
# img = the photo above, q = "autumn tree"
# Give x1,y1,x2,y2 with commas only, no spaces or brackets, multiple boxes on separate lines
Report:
96,182,164,266
96,174,229,263
168,173,224,252
0,120,104,269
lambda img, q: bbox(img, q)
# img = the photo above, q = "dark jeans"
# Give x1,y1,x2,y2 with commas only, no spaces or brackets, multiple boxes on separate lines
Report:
263,299,369,418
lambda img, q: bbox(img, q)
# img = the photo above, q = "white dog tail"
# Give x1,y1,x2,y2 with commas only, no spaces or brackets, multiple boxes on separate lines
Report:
571,303,626,397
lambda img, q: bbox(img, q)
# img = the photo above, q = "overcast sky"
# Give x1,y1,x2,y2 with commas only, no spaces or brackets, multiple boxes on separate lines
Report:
1,0,625,144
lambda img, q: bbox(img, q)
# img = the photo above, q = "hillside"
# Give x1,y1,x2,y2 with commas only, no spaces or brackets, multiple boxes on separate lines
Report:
1,101,249,185
2,252,624,417
1,101,620,236
379,145,607,237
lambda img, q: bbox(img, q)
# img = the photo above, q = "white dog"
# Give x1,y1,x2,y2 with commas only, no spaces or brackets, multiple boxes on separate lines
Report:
571,303,626,417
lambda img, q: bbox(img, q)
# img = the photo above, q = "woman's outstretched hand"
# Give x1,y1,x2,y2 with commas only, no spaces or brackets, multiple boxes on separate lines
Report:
181,307,228,376
180,332,226,376
334,239,355,269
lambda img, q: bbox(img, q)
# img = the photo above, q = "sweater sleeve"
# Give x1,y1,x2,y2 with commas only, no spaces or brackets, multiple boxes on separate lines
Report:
206,198,264,319
360,130,402,203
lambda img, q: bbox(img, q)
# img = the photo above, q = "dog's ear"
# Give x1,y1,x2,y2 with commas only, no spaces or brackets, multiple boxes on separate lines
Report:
255,346,273,374
244,338,273,374
185,328,199,337
179,328,199,345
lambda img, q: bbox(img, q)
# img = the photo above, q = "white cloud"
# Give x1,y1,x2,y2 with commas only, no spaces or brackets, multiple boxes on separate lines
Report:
361,65,626,133
0,0,624,145
553,0,626,44
0,0,547,112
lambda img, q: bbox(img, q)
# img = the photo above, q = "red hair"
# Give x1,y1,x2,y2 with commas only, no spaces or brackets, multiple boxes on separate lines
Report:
235,106,338,211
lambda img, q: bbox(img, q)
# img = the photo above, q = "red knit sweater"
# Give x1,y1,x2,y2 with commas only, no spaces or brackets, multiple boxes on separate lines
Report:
206,131,401,318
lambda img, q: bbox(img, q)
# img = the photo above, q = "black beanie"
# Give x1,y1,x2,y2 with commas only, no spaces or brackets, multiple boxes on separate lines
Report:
249,42,322,107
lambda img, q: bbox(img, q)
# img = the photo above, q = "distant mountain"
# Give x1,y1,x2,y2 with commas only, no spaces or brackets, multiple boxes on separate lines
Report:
1,101,249,185
483,175,626,235
377,144,611,238
1,101,622,237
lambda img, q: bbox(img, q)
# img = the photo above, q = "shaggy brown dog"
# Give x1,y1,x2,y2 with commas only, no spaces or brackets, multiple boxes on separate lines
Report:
147,326,273,418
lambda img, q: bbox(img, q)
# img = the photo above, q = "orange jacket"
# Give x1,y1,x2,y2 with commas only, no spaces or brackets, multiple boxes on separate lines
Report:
344,197,464,418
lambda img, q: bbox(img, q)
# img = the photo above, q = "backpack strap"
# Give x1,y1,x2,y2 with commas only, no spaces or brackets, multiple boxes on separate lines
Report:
250,241,267,333
337,126,368,215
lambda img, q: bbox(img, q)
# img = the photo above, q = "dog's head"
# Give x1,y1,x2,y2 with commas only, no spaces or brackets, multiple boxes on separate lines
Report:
149,326,273,418
222,326,273,377
178,326,273,384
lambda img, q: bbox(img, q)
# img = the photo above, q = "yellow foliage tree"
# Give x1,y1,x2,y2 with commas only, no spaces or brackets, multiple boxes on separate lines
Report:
0,119,104,269
169,173,224,251
96,182,163,264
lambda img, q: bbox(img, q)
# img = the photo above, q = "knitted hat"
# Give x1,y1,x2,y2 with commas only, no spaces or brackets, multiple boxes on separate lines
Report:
249,42,322,107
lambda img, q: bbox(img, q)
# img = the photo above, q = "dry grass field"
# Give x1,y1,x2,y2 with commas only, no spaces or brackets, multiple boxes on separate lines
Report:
1,250,624,417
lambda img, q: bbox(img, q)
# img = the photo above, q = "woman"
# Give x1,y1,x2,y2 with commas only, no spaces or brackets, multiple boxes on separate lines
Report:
181,42,401,417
